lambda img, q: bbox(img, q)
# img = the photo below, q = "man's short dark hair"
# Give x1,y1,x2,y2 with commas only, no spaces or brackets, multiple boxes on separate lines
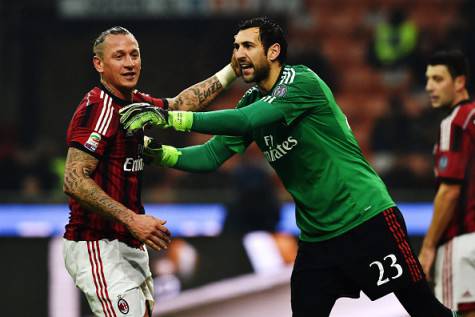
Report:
93,26,134,57
428,50,469,81
238,17,287,64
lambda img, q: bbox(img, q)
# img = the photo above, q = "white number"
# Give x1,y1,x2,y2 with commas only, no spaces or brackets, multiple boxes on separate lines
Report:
369,253,403,286
369,260,389,286
384,254,403,280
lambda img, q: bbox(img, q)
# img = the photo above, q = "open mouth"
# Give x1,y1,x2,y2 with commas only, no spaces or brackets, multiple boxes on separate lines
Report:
122,72,136,79
240,63,253,75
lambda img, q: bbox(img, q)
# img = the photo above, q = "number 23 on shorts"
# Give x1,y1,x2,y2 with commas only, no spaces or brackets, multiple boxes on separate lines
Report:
369,253,403,286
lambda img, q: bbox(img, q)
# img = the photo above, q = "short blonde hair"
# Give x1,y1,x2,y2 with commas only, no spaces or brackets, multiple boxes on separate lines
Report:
93,26,134,58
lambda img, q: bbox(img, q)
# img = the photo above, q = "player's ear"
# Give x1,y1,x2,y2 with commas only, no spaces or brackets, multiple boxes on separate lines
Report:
454,75,466,92
93,55,104,74
267,43,281,63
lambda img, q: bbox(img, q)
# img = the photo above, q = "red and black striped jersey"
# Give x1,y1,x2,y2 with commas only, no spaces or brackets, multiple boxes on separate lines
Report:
64,84,167,248
434,99,475,245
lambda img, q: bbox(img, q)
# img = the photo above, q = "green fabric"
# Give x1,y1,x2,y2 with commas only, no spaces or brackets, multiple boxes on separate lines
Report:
175,136,236,172
180,65,395,242
160,145,182,166
143,139,181,167
168,111,193,132
192,102,285,135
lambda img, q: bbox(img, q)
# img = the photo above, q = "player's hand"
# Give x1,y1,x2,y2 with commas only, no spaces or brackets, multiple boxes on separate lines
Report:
143,136,161,165
143,136,181,167
119,102,169,133
231,53,241,77
418,245,436,281
127,213,171,252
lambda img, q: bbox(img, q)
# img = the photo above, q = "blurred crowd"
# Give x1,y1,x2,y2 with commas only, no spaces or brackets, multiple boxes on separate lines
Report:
1,0,474,203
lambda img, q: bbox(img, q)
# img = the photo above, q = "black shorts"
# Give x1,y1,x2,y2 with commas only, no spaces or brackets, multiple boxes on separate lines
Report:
291,207,425,314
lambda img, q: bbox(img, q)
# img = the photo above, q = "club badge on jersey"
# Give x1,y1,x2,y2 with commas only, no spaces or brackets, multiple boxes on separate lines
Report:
117,296,130,314
272,84,288,98
84,132,101,152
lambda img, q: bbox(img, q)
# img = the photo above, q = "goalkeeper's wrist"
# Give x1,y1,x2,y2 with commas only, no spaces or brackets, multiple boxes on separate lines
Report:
160,145,181,167
168,111,193,132
215,64,236,89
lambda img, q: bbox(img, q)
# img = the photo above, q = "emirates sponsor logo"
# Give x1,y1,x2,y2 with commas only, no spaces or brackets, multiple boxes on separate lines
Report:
123,157,144,172
262,135,298,162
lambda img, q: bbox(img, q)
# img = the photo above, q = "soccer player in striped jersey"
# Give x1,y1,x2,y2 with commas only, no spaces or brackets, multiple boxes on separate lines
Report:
120,17,458,317
419,50,475,317
62,26,237,317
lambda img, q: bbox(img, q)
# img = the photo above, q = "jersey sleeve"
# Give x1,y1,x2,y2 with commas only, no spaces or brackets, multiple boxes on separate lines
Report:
215,91,255,153
435,121,472,182
256,71,328,125
67,100,119,159
217,135,252,154
134,91,168,109
175,135,246,172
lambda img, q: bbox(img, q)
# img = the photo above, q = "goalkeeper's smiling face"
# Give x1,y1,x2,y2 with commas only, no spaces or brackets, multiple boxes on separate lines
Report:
93,33,142,100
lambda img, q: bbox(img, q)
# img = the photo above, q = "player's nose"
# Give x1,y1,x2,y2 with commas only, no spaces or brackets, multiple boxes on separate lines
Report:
123,55,135,68
425,80,434,92
234,46,246,60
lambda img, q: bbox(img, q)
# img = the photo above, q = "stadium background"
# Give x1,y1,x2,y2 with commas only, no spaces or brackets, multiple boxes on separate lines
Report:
1,0,473,316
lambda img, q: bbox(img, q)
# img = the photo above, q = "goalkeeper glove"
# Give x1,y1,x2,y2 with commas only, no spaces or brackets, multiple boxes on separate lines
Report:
143,136,181,167
119,103,169,133
120,103,194,133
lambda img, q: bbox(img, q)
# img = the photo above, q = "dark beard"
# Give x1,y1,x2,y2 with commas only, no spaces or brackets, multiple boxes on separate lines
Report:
243,63,270,83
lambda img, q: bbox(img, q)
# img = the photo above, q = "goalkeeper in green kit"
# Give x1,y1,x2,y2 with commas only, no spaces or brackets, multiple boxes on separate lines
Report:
120,17,458,317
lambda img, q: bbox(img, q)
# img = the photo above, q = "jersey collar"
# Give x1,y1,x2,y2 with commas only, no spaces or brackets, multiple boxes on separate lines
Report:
99,83,132,107
453,98,471,108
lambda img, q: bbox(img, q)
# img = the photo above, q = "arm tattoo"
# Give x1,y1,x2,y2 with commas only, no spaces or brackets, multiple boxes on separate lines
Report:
169,75,223,111
63,147,134,226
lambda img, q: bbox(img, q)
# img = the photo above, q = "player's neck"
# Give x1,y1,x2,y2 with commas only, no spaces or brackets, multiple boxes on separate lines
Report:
258,63,283,94
100,80,133,102
452,89,470,107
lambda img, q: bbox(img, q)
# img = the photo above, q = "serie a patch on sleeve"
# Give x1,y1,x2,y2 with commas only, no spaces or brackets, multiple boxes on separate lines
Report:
84,132,101,152
438,155,448,171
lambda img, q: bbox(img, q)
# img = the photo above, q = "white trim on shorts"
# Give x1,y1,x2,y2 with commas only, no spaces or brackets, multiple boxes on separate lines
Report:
63,239,154,317
434,232,475,311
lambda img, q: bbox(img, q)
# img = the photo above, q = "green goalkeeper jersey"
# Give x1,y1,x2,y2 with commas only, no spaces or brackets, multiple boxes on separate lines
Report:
221,65,395,242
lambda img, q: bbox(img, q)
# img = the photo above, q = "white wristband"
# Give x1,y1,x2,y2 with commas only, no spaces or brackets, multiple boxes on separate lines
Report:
215,64,237,89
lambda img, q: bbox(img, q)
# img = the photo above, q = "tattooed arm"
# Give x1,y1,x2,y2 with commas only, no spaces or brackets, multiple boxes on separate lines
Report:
63,147,170,251
167,75,224,111
167,60,240,111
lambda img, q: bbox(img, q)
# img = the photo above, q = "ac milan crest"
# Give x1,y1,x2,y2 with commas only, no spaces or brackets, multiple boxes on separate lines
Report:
117,297,129,314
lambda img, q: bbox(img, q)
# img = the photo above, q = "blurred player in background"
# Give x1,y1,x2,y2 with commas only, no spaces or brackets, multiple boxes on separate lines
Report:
419,50,475,317
120,17,458,317
62,26,237,317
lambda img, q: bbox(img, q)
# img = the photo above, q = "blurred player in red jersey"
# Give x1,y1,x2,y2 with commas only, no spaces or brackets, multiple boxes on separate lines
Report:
420,50,475,317
62,26,237,317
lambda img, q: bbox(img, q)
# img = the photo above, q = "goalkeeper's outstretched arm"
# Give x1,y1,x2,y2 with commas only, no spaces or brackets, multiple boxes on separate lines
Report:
190,100,285,135
146,136,237,172
120,93,286,135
